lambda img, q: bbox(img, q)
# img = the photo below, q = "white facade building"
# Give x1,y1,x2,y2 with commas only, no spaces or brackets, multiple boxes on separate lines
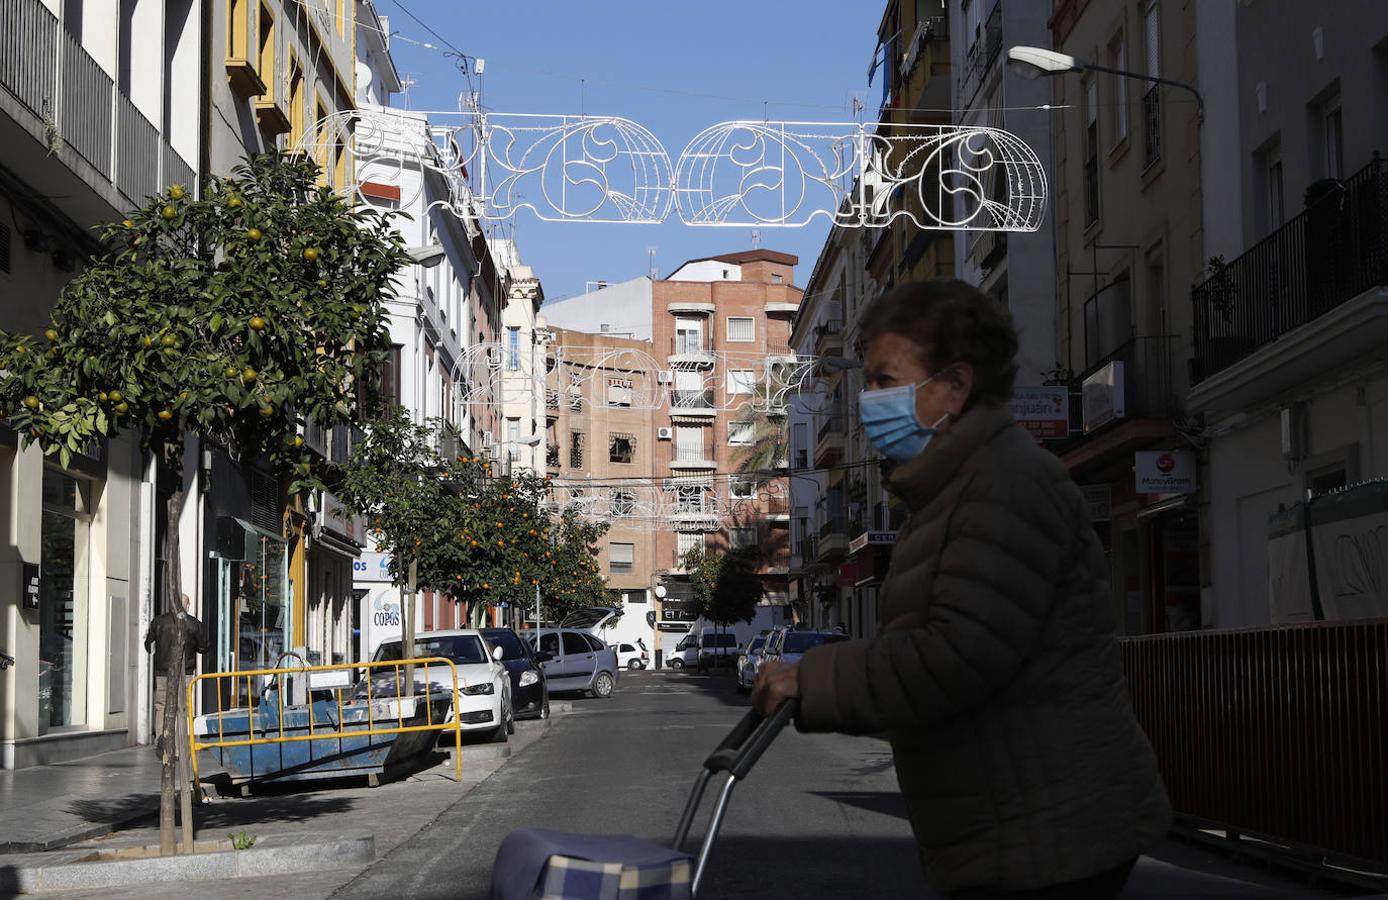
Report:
491,239,548,476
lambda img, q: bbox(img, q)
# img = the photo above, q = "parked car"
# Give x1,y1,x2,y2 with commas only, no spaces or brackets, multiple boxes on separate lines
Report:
761,628,849,668
735,634,768,692
528,628,619,699
480,627,549,720
614,639,649,671
696,628,739,671
368,630,513,743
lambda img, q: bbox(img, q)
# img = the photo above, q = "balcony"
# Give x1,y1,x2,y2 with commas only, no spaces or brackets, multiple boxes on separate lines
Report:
671,501,719,530
0,0,197,215
668,336,715,367
254,96,292,138
1191,157,1388,410
813,317,844,359
814,416,846,467
957,0,1002,112
668,388,716,418
670,446,716,470
546,446,561,470
816,515,848,561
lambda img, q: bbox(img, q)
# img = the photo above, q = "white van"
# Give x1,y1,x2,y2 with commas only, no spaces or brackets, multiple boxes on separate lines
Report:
667,628,738,670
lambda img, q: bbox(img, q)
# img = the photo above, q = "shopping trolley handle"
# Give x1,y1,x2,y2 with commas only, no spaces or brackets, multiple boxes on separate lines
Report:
702,699,798,781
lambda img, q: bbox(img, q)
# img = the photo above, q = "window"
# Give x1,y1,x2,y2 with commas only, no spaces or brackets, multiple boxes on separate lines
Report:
507,418,520,459
381,345,402,410
793,422,808,468
731,475,756,499
610,542,635,574
570,431,584,469
730,526,758,550
606,378,633,408
726,317,755,342
728,369,756,396
1083,273,1133,367
771,272,783,284
228,0,249,59
609,433,635,464
677,533,703,558
1084,76,1100,225
561,632,591,656
729,421,755,446
1260,140,1285,235
256,2,274,97
507,327,520,370
583,634,606,652
672,369,706,408
611,490,635,518
1107,32,1128,148
675,485,704,513
674,426,704,462
39,471,92,733
675,317,704,355
287,56,305,147
314,96,328,181
1142,0,1162,167
1323,100,1344,180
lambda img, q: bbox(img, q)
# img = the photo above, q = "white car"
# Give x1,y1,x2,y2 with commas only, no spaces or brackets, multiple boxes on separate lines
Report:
367,630,514,743
614,640,649,671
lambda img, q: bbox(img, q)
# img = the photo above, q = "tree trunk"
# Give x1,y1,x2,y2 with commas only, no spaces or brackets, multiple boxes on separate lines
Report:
159,484,186,857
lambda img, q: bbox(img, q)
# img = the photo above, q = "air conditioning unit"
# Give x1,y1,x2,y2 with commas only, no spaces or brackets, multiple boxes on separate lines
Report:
657,370,674,384
657,427,674,440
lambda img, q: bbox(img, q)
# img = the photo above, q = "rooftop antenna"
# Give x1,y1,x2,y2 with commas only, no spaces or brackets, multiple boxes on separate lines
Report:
647,246,658,279
401,73,417,109
750,229,761,249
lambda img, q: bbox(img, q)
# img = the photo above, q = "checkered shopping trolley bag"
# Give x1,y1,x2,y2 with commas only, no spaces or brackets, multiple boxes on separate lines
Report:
490,700,798,900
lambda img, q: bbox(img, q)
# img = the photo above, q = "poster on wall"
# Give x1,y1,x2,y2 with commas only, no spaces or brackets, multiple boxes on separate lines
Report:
1010,387,1069,440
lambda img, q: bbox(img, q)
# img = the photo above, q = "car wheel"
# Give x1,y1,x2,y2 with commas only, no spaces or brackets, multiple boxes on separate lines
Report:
592,671,615,699
539,698,550,720
506,701,515,735
627,659,643,671
488,700,510,743
669,659,684,669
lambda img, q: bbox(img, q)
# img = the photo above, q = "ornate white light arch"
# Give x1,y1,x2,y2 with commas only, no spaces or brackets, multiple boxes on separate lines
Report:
304,109,1047,230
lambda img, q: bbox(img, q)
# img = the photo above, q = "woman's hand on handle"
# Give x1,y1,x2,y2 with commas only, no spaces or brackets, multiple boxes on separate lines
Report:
752,660,800,717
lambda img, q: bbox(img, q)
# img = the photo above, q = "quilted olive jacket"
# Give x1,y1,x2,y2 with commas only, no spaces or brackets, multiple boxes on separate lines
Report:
797,405,1171,894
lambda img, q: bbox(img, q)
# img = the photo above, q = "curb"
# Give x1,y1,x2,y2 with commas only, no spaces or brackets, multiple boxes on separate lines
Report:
2,830,374,894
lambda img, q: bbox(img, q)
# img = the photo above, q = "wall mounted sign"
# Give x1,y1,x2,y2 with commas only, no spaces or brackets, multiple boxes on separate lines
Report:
1135,450,1197,494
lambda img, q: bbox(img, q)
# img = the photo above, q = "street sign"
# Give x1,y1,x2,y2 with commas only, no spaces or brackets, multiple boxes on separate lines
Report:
1010,387,1069,440
1135,450,1196,494
847,531,896,555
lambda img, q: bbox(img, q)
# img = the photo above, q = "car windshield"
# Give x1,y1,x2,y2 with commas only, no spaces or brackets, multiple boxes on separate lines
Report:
783,632,848,654
481,630,528,661
374,635,488,664
748,637,765,652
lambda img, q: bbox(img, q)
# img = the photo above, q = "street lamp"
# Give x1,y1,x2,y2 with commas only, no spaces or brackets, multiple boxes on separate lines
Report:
407,243,447,268
1006,44,1205,123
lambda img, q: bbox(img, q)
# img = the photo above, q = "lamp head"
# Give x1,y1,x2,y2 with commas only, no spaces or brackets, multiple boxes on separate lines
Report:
1006,46,1082,79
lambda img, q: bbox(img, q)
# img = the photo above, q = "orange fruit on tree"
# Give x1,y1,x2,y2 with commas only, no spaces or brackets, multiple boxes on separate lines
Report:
157,410,173,422
227,195,242,208
161,334,177,347
114,402,129,415
249,316,267,331
303,247,320,262
142,336,153,348
44,328,57,342
22,395,39,410
109,389,123,402
160,205,177,220
241,368,258,384
122,219,135,228
259,404,274,417
168,184,185,200
246,227,262,242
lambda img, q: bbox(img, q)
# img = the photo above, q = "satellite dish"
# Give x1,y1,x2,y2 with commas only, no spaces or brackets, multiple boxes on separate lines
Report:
654,585,667,599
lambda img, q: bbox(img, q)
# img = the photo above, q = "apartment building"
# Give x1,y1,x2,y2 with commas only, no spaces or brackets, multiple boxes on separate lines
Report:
0,0,199,767
1190,2,1388,629
1047,0,1205,635
788,0,950,638
493,239,548,477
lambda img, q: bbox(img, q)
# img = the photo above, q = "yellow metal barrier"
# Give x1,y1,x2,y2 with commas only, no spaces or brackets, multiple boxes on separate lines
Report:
186,656,464,788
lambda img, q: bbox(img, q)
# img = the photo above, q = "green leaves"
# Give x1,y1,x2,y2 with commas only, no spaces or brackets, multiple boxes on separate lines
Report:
0,152,412,494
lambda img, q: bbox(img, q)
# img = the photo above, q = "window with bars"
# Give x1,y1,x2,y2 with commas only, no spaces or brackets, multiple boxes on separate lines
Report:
677,532,703,560
675,485,704,513
1142,0,1161,167
726,317,755,342
609,542,634,574
610,490,635,517
609,433,635,464
507,327,521,370
570,431,584,469
674,426,705,462
675,317,704,355
730,526,758,550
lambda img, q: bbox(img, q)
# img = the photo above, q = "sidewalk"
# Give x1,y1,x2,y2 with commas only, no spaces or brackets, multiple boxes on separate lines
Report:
0,745,165,853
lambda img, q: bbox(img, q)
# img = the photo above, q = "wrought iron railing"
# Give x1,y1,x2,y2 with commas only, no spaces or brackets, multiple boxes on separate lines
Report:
1122,621,1388,870
1192,155,1388,383
670,389,715,410
673,446,711,464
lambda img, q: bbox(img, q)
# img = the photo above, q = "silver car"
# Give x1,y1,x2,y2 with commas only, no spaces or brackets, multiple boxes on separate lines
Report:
735,634,769,693
528,628,620,699
761,628,849,669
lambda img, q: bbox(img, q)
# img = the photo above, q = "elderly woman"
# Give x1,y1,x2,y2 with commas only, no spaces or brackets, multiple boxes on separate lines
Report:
754,280,1171,900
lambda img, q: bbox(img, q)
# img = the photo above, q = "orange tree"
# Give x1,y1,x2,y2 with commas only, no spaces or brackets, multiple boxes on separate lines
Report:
0,153,409,853
339,411,611,636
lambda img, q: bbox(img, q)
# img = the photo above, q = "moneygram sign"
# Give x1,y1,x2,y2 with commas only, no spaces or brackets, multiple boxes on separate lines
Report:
1135,450,1197,494
1010,387,1069,440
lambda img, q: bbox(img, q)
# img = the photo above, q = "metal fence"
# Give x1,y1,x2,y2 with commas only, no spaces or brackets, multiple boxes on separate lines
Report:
1192,155,1388,383
0,0,58,118
1122,621,1388,870
58,29,113,178
117,92,160,205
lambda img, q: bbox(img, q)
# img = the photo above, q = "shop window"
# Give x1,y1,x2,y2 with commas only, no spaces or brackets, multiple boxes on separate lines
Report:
39,471,92,733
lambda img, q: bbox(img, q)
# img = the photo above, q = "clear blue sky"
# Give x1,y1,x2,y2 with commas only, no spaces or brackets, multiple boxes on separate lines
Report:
377,0,886,301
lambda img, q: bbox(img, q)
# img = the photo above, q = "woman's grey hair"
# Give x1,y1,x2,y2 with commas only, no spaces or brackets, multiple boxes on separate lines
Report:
857,279,1019,409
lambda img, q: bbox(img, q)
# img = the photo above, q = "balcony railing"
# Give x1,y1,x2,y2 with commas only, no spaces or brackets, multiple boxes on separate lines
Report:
1,0,197,210
669,389,715,411
672,446,713,465
957,0,1002,112
1123,621,1388,871
1192,155,1388,383
670,336,713,357
818,514,846,540
817,416,844,441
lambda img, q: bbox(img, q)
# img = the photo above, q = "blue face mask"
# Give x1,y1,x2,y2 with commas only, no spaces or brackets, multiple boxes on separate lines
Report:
858,374,951,462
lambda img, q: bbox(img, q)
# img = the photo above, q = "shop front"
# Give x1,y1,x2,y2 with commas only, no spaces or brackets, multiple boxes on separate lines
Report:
210,516,290,708
838,531,895,638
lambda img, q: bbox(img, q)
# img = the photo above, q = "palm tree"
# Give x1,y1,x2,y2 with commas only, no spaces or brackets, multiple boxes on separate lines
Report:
732,377,790,486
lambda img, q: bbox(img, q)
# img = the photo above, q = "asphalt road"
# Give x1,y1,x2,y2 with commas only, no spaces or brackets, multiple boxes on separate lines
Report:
332,668,931,899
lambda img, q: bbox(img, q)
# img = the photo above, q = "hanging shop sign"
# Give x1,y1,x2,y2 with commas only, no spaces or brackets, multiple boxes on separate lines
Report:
1135,450,1197,494
848,531,897,555
1080,484,1112,522
1010,387,1069,440
1082,361,1125,433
